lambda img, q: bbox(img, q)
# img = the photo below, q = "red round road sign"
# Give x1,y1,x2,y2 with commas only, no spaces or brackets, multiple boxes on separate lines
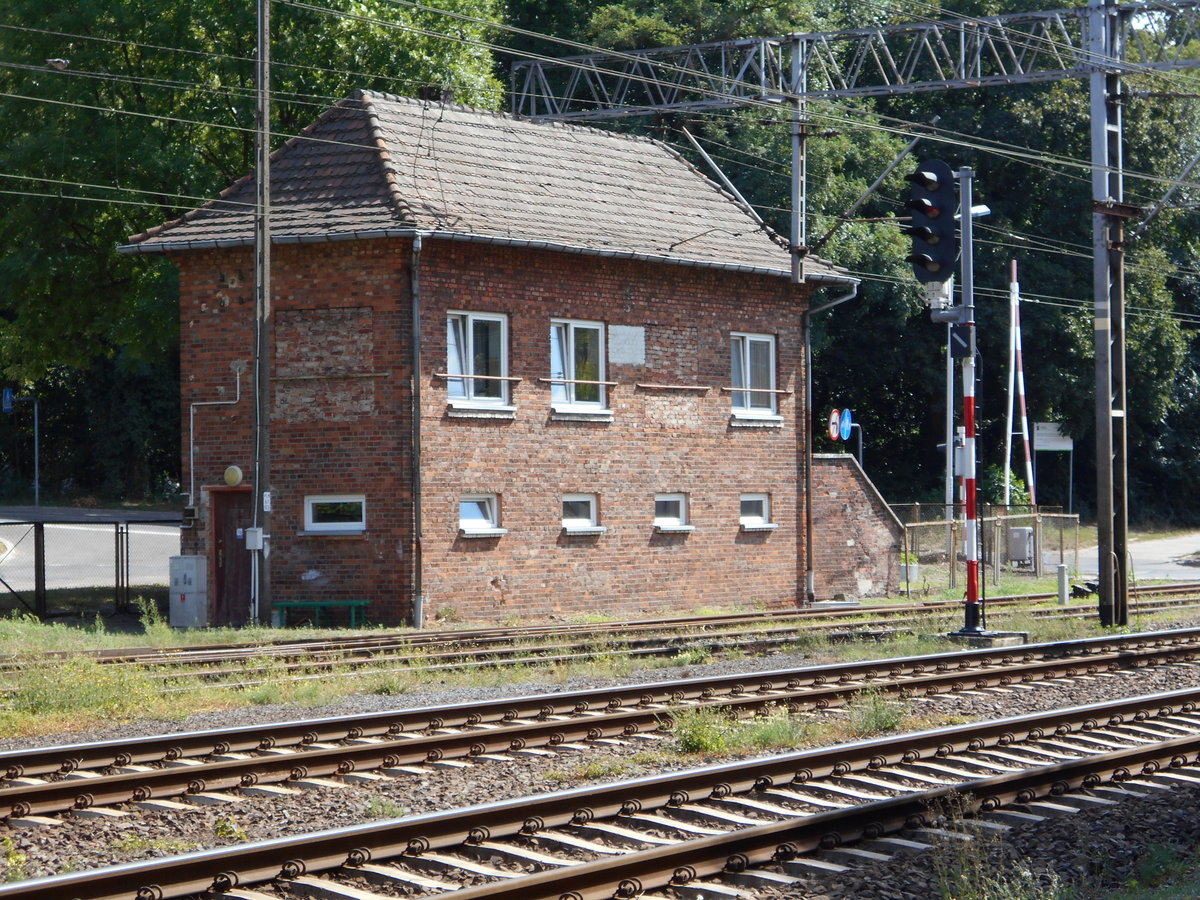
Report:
828,409,841,441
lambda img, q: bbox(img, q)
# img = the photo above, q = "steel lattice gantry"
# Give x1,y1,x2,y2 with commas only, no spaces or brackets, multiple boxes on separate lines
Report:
511,0,1200,625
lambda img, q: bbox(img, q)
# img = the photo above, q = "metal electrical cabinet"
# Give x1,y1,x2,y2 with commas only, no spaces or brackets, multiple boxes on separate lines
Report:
169,555,209,628
1009,527,1035,565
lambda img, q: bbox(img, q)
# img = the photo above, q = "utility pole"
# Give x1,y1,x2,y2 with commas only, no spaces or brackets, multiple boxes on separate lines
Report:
1089,0,1131,627
252,0,272,623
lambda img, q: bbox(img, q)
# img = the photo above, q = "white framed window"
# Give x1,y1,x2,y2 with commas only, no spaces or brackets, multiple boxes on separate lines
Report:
304,494,366,533
654,492,693,533
730,332,778,418
562,493,605,534
459,494,506,537
550,319,607,410
739,493,777,531
447,312,510,407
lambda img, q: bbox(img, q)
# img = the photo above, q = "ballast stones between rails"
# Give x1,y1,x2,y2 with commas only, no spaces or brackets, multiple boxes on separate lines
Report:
6,630,1200,821
9,691,1200,899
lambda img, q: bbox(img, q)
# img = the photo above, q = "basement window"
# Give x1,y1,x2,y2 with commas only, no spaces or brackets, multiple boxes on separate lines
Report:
739,493,777,531
304,494,366,533
562,493,605,534
459,494,507,537
653,493,693,533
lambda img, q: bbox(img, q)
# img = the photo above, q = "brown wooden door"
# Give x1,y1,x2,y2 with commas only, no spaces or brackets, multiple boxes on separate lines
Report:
211,490,253,626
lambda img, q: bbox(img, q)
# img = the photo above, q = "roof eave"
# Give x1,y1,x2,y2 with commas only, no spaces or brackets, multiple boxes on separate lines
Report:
117,228,855,284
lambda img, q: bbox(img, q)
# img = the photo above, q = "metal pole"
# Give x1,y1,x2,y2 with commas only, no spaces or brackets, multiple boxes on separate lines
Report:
1003,267,1016,506
31,398,38,507
790,36,806,281
945,323,954,564
1011,270,1036,505
959,167,983,633
252,0,272,624
1088,0,1128,626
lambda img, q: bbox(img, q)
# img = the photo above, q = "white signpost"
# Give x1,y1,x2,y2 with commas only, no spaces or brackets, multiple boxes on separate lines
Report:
1034,422,1074,513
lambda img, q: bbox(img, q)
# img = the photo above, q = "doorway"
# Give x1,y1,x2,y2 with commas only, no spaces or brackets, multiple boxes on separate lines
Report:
211,488,253,626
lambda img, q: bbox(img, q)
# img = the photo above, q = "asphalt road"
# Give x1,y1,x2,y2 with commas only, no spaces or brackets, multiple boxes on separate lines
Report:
1075,532,1200,581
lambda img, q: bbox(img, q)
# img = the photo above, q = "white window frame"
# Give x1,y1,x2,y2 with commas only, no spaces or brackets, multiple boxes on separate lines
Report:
446,311,512,410
562,493,605,534
739,493,778,531
653,492,693,533
730,332,780,420
550,318,608,413
303,494,366,533
458,493,507,537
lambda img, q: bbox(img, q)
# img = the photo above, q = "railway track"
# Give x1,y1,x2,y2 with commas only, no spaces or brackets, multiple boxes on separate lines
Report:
4,626,1200,823
4,582,1199,693
6,684,1200,899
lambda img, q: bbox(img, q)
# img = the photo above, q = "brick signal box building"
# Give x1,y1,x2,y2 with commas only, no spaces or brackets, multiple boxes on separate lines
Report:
124,92,898,626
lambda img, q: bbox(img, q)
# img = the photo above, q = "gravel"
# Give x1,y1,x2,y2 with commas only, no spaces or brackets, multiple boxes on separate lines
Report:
5,639,1200,896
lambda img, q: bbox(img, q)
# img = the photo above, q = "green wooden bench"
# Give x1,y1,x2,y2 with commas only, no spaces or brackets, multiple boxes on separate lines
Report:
272,598,369,628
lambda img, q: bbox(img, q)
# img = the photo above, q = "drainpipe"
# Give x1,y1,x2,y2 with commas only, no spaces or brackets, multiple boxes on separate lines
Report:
803,282,859,604
410,234,425,628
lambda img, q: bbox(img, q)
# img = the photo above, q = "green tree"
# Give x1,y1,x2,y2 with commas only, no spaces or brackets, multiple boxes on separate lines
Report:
0,0,502,500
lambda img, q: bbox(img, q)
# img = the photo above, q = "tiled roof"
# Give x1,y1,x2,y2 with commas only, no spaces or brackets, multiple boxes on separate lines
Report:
123,91,849,281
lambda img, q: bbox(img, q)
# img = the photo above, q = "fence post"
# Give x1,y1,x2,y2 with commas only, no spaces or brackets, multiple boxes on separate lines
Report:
949,518,958,590
1033,512,1043,578
33,522,46,618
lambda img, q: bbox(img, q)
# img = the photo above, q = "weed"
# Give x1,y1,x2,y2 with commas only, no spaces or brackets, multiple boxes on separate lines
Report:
926,794,1070,900
364,797,407,819
845,688,908,737
742,707,818,751
6,656,159,719
435,606,460,623
212,816,248,841
108,835,200,856
369,672,413,696
1,836,28,883
134,595,174,646
576,759,631,780
670,646,712,666
671,707,732,754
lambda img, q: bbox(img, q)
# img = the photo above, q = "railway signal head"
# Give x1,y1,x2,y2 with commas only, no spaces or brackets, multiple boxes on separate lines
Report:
902,159,959,283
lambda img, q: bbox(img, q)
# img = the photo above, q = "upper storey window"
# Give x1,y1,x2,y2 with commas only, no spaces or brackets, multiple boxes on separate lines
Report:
550,319,606,411
730,332,777,417
447,312,509,406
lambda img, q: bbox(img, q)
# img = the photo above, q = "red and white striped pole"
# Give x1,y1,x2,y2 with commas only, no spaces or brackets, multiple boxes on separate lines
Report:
1013,263,1036,505
959,167,983,632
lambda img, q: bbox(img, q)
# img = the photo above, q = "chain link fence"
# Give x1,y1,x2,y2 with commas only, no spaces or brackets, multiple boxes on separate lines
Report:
0,519,179,618
891,503,1080,596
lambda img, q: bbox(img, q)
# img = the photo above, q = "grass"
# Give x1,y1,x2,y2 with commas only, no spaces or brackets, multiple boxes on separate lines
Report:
0,572,1196,737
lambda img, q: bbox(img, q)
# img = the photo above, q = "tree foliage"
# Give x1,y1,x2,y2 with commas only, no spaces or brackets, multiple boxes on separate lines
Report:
503,0,1200,521
0,0,502,500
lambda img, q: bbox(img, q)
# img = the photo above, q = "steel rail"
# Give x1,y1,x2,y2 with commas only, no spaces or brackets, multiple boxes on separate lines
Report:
3,632,1198,818
9,581,1198,671
4,687,1200,900
440,735,1200,900
5,626,1196,780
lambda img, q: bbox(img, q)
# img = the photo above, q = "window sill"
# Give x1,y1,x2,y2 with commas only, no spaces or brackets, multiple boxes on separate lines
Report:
447,401,516,419
729,413,784,428
297,529,366,538
550,405,613,423
458,527,508,538
562,525,607,535
740,523,779,532
653,524,694,534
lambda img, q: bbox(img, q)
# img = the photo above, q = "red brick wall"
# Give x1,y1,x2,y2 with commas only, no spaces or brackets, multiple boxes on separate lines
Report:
176,236,834,624
176,241,414,623
811,454,902,599
415,241,810,621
